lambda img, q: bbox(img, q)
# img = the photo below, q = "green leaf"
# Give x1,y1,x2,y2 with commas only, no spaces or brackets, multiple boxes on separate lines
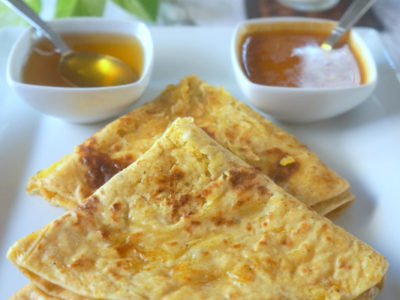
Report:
54,0,106,18
0,0,41,27
112,0,159,22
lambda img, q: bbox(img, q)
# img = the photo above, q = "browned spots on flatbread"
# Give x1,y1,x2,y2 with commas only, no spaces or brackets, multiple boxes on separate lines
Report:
255,234,269,249
232,264,256,282
257,185,268,195
112,201,122,212
129,232,144,239
190,220,201,226
114,240,143,258
170,167,185,181
169,194,192,221
239,134,251,146
68,255,94,269
110,142,123,152
173,194,190,211
165,167,202,222
82,136,97,148
114,154,135,168
228,167,270,194
262,148,300,183
155,175,168,185
166,241,178,247
98,226,110,239
300,267,311,275
264,255,278,267
224,128,235,140
78,145,131,190
199,180,221,198
293,221,310,236
78,196,100,215
234,196,248,208
282,237,293,247
201,126,216,139
115,258,137,271
228,167,257,188
227,168,271,211
246,222,253,231
338,256,353,270
110,201,124,222
211,214,234,226
172,263,217,284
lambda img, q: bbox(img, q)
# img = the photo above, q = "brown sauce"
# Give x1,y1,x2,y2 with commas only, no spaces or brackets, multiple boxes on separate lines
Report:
22,32,144,87
240,23,366,88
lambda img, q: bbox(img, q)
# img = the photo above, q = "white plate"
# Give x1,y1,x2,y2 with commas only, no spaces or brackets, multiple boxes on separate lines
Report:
0,26,399,299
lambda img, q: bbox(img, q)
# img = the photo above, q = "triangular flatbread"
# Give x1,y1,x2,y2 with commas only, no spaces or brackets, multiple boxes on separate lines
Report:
27,76,352,216
10,118,387,299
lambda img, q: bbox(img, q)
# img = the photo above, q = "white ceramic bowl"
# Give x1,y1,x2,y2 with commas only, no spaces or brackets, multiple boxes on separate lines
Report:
231,17,377,123
7,17,153,123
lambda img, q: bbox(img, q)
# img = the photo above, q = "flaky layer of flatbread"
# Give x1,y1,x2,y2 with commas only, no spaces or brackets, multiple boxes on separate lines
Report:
10,284,58,300
27,76,352,215
10,118,387,299
11,282,382,300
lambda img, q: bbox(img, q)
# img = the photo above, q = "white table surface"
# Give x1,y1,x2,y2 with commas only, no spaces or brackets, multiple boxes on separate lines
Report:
0,26,399,299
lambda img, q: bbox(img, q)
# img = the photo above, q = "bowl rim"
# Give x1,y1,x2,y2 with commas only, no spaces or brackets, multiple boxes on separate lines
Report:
7,17,154,92
231,16,377,92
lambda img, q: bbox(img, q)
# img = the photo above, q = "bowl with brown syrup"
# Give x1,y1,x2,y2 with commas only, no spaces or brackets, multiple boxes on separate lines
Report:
231,17,377,123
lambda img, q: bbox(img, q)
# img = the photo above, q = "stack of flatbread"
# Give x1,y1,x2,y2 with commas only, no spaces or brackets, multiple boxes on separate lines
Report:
8,77,388,299
27,76,353,216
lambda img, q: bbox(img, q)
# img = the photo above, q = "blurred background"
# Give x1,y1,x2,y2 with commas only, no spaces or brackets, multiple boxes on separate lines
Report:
1,0,399,77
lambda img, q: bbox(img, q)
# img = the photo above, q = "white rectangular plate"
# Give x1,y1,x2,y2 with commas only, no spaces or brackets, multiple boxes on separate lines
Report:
0,26,399,299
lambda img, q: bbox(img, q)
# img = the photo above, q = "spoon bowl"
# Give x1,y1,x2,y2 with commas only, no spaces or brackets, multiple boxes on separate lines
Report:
59,51,139,87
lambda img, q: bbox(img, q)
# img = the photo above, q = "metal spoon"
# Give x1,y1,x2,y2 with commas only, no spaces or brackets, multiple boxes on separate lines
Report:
321,0,376,51
3,0,138,87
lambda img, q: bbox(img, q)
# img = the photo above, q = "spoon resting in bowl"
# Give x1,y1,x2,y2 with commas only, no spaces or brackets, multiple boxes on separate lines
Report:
287,0,376,87
321,0,376,51
3,0,138,87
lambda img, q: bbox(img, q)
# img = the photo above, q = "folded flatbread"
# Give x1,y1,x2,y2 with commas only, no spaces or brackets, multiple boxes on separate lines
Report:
27,76,353,216
11,281,385,300
10,283,58,300
9,118,388,299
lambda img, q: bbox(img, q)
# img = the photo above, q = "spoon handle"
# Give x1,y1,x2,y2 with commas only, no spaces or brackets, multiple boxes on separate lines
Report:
323,0,376,48
3,0,70,53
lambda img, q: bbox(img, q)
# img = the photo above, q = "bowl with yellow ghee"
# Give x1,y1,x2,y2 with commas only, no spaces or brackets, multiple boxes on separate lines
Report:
7,17,153,123
231,17,377,123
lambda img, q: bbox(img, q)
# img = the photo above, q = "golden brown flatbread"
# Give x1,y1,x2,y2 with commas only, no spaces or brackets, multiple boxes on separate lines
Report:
12,281,381,300
10,283,59,300
9,118,387,299
27,76,352,216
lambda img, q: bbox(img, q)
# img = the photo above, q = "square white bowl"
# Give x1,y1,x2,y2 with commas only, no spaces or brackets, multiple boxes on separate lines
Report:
231,17,377,123
7,17,153,124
